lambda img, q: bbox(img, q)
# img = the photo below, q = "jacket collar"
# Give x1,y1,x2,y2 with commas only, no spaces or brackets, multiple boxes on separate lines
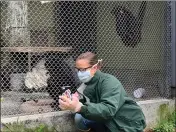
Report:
84,70,101,85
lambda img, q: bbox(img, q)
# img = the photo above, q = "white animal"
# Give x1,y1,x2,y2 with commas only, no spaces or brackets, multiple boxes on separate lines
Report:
25,59,50,89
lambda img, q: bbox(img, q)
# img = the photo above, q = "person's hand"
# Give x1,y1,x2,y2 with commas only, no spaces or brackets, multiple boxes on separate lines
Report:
59,92,83,112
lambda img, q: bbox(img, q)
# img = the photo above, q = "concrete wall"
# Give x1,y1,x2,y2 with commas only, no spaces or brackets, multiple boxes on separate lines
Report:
28,1,56,47
0,2,11,67
1,99,175,131
96,1,166,71
138,99,175,128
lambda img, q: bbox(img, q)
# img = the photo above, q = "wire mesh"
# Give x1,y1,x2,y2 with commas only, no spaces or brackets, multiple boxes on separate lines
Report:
0,1,171,117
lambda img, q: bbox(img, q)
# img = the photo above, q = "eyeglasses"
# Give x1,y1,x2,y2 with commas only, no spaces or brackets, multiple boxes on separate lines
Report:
75,66,92,72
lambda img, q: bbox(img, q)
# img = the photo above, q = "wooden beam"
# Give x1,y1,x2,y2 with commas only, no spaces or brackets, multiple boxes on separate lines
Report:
1,47,72,53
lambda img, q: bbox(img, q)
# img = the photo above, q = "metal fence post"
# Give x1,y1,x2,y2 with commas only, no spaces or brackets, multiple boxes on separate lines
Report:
171,1,176,97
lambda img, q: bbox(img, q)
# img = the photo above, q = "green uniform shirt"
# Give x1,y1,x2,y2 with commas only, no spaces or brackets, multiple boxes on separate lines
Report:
78,70,146,132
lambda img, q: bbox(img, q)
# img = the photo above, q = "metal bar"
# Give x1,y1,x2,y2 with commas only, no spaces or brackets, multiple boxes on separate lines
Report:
171,1,176,88
1,47,72,53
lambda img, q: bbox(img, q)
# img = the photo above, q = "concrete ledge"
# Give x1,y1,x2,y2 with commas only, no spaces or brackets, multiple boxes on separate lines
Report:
1,111,77,132
1,111,71,124
1,99,175,131
137,98,175,128
137,99,171,105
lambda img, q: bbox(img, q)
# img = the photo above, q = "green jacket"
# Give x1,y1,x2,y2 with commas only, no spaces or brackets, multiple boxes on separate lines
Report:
77,70,146,132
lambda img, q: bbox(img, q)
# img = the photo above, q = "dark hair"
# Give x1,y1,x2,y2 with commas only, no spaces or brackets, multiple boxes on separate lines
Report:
76,52,103,68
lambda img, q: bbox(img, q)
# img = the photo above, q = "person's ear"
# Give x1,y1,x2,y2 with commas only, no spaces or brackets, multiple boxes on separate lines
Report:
92,64,98,70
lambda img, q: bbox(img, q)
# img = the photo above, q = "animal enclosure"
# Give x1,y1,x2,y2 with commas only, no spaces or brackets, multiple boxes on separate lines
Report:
0,1,172,117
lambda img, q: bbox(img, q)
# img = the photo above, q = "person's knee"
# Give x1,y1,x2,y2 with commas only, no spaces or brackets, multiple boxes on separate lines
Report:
74,113,91,131
74,113,83,125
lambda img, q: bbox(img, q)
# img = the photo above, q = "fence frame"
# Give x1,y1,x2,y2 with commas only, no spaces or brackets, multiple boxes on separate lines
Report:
171,1,176,98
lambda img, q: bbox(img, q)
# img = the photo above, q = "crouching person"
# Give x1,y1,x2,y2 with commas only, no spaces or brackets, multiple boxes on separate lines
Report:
59,52,146,132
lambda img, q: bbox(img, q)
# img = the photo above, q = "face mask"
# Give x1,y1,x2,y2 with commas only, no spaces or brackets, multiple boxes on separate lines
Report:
77,70,92,83
77,59,103,83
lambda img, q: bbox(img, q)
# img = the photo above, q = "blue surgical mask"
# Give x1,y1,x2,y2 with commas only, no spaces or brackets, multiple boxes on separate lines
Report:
76,59,103,83
77,70,92,83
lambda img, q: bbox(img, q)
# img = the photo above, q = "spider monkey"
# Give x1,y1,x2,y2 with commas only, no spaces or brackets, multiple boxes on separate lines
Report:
111,2,147,48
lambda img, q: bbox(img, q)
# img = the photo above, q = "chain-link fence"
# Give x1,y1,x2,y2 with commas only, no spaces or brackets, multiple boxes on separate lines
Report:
0,1,171,117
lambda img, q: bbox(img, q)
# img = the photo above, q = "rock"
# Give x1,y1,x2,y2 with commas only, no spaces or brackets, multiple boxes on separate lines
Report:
10,73,26,91
1,91,50,116
20,99,54,113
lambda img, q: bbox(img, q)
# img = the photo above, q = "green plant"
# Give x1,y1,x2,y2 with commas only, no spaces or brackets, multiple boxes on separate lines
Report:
153,121,175,132
33,124,56,132
153,104,176,132
1,122,58,132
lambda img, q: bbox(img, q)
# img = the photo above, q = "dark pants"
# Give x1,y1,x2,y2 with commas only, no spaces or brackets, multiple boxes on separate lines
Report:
74,113,107,132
